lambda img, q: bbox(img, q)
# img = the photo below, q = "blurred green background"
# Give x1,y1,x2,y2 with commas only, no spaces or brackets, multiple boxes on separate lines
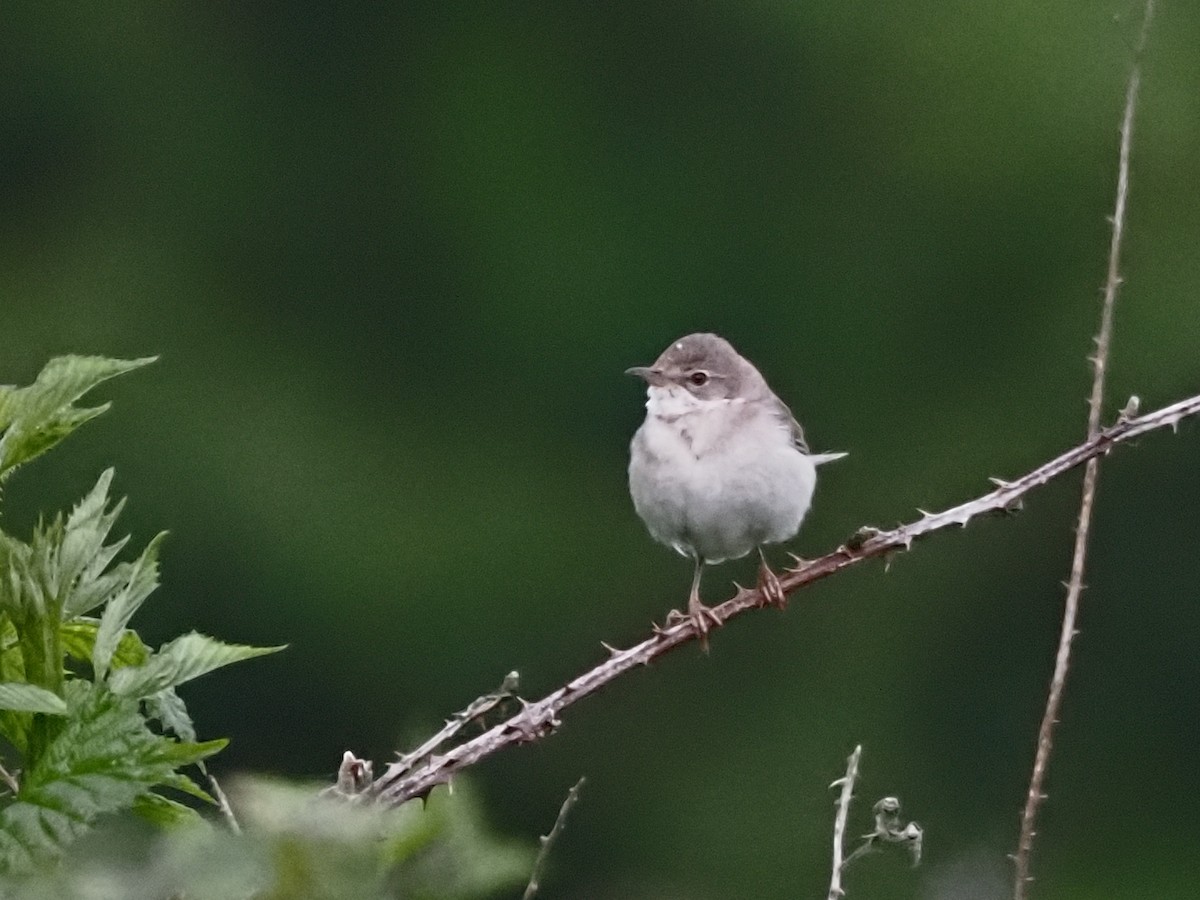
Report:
3,1,1199,897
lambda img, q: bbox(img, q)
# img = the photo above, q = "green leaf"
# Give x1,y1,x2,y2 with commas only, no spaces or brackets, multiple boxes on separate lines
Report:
109,632,285,699
0,356,156,482
132,791,207,828
0,618,30,754
60,618,151,670
0,683,66,715
59,471,132,618
0,681,200,874
154,737,228,768
145,686,196,742
161,771,216,805
0,534,42,620
93,532,167,680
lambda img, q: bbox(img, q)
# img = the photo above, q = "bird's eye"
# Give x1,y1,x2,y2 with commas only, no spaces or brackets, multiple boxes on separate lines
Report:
688,372,709,386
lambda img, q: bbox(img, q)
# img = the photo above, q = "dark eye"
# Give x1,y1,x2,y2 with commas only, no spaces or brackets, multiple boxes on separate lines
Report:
688,371,708,386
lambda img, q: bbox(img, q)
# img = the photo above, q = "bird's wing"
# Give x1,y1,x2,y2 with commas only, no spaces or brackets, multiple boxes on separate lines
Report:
767,390,847,463
766,390,811,453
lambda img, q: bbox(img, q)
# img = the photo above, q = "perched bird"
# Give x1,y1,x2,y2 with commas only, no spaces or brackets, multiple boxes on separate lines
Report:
627,333,845,637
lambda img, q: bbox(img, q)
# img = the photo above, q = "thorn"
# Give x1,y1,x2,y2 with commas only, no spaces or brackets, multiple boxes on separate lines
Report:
916,508,933,518
988,476,1012,488
600,641,620,657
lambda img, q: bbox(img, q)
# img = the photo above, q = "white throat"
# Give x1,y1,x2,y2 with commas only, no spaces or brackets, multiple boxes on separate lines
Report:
645,385,728,420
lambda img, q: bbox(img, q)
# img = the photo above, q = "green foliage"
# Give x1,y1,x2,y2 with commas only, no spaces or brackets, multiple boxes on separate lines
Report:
1,779,530,900
0,356,283,878
0,356,156,484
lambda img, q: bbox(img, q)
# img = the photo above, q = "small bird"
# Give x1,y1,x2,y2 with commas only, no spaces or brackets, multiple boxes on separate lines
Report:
627,333,845,637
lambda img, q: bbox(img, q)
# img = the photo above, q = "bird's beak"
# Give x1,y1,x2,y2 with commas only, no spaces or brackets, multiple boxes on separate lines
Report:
625,366,667,387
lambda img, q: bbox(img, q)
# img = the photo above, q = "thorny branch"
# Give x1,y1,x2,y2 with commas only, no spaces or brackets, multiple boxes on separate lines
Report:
1013,4,1154,896
389,672,520,780
365,391,1200,807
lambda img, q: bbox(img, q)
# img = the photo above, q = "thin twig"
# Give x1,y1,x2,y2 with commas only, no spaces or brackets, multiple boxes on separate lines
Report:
390,671,520,780
368,391,1200,806
0,761,19,796
1013,5,1154,896
522,777,586,900
828,745,862,900
207,772,240,834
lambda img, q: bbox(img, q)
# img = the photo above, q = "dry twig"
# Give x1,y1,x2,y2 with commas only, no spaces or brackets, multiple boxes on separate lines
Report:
523,777,586,900
828,745,862,900
207,772,241,834
828,746,922,899
1013,4,1155,895
369,391,1200,806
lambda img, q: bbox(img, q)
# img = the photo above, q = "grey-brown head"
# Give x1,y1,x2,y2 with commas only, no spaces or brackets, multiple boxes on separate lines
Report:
624,333,769,402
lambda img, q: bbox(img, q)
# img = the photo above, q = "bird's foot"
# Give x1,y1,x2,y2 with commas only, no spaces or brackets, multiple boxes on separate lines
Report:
689,598,722,633
757,557,788,610
665,597,720,651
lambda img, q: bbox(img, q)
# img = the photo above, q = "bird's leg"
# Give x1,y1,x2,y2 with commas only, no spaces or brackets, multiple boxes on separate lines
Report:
687,557,722,632
757,548,788,610
666,557,721,644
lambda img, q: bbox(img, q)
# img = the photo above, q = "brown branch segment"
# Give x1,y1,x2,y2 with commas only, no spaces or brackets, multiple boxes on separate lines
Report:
1013,4,1155,895
371,392,1200,806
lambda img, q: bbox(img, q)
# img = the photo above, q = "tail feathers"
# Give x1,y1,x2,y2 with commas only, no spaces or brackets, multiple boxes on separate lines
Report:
808,451,848,466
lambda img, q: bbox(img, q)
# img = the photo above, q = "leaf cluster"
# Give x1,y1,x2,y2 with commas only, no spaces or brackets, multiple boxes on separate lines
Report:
0,357,282,878
10,777,530,900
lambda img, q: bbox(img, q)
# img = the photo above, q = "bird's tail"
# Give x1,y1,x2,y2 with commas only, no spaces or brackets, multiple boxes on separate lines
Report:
808,451,848,465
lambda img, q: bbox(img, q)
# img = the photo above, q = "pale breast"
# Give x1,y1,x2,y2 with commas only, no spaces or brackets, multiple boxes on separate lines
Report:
629,391,816,562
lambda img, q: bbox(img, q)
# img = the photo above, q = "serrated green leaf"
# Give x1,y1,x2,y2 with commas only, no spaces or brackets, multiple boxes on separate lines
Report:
145,686,196,742
0,683,66,715
132,791,207,828
0,681,179,873
0,534,38,619
63,558,135,620
93,532,167,680
0,406,109,484
162,771,216,805
59,471,133,618
109,632,285,699
0,356,156,482
61,619,151,670
155,738,227,768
